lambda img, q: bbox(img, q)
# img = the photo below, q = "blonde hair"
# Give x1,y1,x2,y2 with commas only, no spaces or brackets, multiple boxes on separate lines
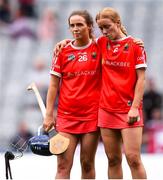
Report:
98,7,127,36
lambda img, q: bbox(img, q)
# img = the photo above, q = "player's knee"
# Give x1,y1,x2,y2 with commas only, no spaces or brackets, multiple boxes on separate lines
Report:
57,161,72,175
81,160,94,173
126,153,141,169
109,155,122,167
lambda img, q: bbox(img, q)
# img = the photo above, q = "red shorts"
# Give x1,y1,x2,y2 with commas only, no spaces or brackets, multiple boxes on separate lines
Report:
98,108,144,129
56,117,98,134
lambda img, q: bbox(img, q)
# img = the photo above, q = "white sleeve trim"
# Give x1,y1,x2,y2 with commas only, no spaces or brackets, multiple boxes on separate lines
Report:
135,64,147,69
50,70,61,77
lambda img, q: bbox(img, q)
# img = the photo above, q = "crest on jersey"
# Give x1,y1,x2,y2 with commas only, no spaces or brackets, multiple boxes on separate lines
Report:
91,52,97,59
68,54,75,61
124,43,129,51
113,47,119,53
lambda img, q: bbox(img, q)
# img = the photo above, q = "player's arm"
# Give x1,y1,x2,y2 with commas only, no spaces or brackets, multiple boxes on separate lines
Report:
127,68,146,124
43,50,62,132
43,75,60,132
127,43,146,124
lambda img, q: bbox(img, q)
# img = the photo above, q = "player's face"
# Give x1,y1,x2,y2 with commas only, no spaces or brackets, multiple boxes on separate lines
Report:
97,18,120,40
69,15,90,41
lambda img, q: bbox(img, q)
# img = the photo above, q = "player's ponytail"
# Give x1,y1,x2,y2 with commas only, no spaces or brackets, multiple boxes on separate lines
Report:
121,24,128,36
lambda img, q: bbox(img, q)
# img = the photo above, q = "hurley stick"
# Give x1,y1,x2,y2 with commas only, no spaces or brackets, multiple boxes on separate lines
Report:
27,82,70,155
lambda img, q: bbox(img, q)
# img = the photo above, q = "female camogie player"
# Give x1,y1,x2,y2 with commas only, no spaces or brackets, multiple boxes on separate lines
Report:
96,7,147,179
43,10,101,179
52,8,146,179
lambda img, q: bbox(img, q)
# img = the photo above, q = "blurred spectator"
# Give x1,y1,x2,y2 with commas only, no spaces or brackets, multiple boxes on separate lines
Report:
26,56,49,105
143,108,163,153
37,7,58,42
143,77,162,122
7,3,37,39
0,0,12,24
10,121,33,152
18,0,37,18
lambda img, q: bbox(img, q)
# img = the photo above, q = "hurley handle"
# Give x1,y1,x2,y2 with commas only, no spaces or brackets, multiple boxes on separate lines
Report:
27,82,46,118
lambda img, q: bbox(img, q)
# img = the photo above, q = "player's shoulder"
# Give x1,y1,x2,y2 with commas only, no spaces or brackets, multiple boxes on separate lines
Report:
96,36,107,42
96,36,108,47
122,35,134,43
128,36,141,47
63,41,72,50
125,36,145,52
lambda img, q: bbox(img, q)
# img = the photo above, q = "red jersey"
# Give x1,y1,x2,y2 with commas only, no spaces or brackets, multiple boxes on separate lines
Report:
98,36,147,113
50,40,101,121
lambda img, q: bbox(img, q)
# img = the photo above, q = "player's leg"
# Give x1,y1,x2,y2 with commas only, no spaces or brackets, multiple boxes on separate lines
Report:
55,132,79,179
80,131,99,179
121,127,147,179
100,128,123,179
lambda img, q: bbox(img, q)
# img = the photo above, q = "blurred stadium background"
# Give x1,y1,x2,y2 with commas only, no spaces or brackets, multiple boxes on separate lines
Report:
0,0,163,179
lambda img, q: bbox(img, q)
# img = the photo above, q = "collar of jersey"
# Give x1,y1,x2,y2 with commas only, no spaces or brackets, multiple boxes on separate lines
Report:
111,35,131,42
70,39,92,50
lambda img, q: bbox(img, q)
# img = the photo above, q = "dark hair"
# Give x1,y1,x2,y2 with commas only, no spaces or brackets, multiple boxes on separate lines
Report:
68,10,94,39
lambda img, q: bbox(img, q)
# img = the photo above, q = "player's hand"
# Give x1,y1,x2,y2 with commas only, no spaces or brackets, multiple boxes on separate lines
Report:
133,38,144,47
127,107,140,124
53,39,71,56
43,115,55,132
